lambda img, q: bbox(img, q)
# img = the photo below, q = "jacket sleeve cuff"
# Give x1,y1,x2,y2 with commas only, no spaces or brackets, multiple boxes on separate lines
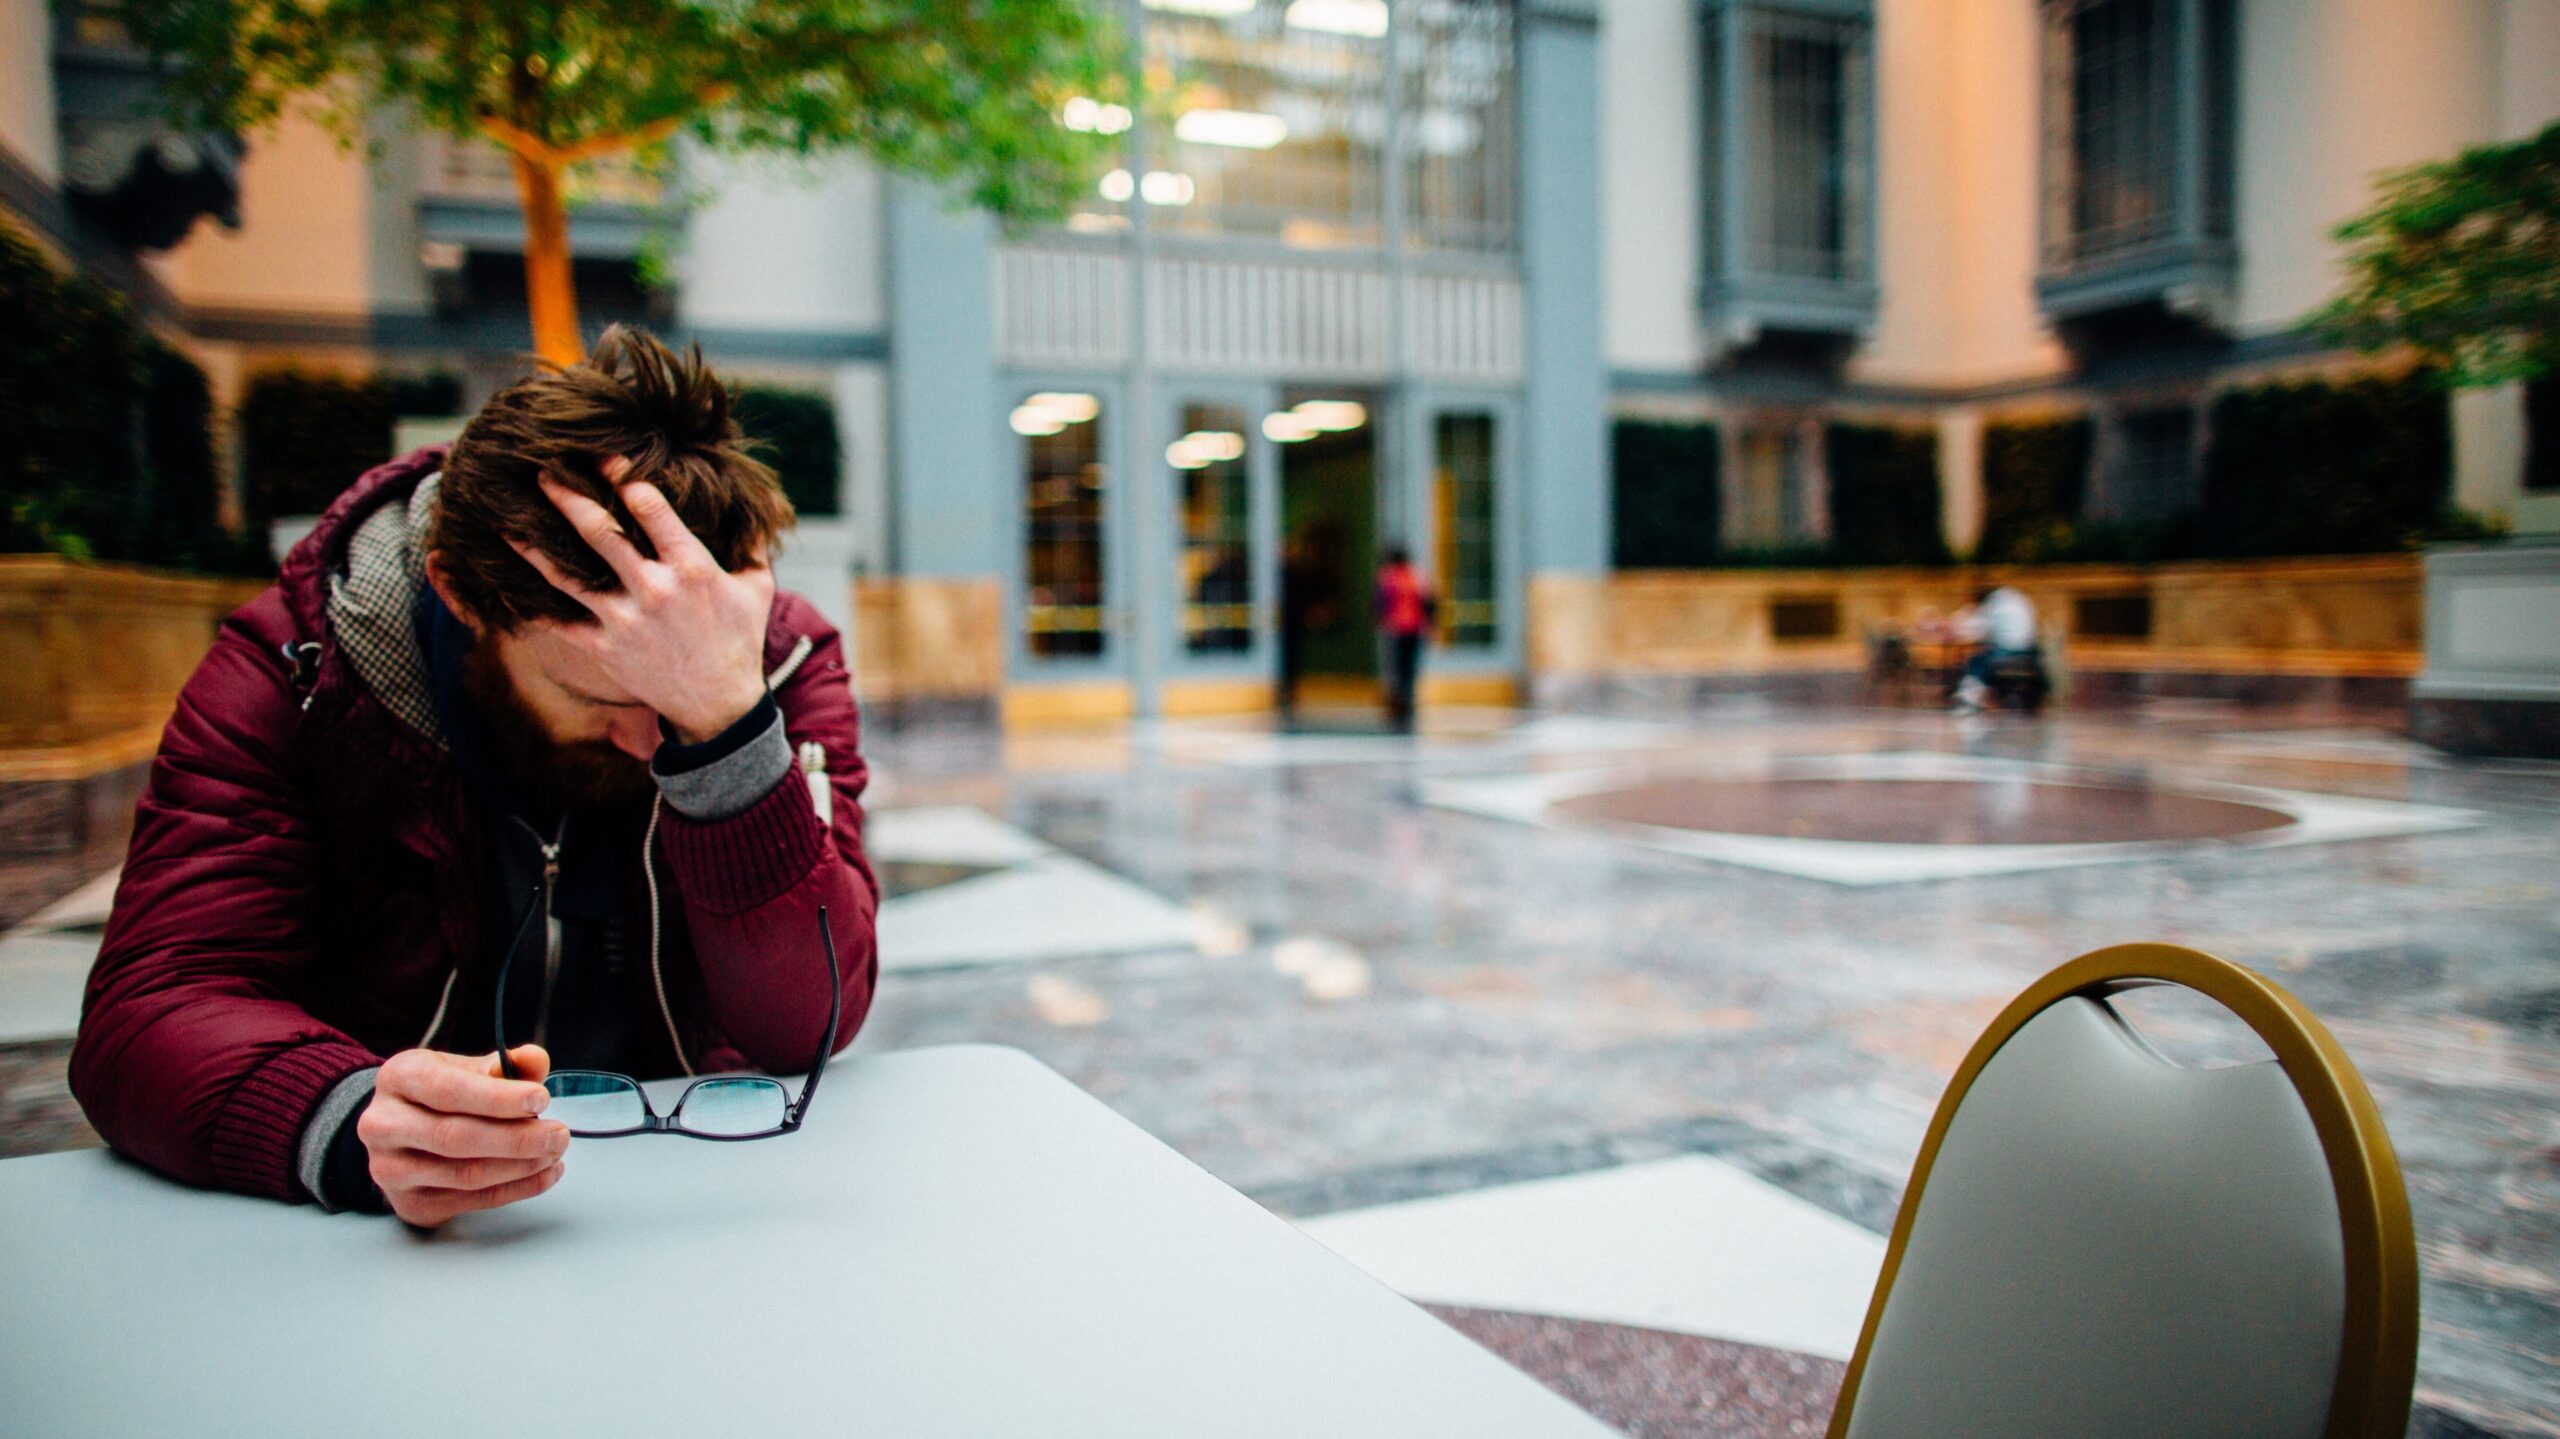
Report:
652,693,790,821
297,1066,382,1212
209,1040,383,1204
653,760,828,916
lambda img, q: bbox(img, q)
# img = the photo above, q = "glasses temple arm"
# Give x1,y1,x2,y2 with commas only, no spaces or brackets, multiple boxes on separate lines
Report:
491,891,547,1080
791,905,844,1123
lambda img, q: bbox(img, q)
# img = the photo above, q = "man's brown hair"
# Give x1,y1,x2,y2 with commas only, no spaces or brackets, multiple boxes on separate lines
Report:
432,324,795,629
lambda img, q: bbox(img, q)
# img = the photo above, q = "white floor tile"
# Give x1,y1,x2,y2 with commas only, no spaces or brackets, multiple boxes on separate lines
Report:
877,854,1204,971
1298,1155,1886,1362
15,869,120,933
0,932,99,1044
866,806,1055,867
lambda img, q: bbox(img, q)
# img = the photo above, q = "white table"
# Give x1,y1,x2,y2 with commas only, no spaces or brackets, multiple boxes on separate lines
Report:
0,1045,1614,1438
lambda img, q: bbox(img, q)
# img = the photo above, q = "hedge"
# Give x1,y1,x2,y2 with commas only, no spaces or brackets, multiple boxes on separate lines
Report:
1826,422,1949,565
733,386,842,517
1978,417,2092,563
2196,371,2452,557
1611,420,1720,568
0,220,259,572
240,366,464,523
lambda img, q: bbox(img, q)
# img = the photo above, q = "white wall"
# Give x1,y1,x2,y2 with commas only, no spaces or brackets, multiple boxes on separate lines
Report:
1599,0,1699,373
156,106,377,315
833,362,892,575
676,149,884,336
0,0,57,183
2497,1,2560,141
2233,0,2506,334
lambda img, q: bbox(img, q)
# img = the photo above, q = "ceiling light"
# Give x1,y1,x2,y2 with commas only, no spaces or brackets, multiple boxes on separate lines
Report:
1010,406,1066,437
1026,392,1100,424
1175,108,1289,150
1140,170,1197,206
1099,168,1135,203
1167,439,1209,469
1262,412,1319,443
1292,399,1367,431
1284,0,1388,39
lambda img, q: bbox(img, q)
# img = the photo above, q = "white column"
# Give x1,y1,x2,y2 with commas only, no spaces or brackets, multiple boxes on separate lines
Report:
1939,405,1986,556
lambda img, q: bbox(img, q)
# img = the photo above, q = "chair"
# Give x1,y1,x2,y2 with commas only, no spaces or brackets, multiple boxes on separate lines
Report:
1827,944,2418,1439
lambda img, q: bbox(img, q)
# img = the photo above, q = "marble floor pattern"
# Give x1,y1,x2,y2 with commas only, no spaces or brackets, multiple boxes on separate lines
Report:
2,699,2556,1437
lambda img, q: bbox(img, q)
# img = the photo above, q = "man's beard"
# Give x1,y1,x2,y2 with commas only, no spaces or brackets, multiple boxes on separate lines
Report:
460,643,655,812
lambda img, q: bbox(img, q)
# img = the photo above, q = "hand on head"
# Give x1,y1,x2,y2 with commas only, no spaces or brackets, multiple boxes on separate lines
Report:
510,453,777,745
358,1045,566,1228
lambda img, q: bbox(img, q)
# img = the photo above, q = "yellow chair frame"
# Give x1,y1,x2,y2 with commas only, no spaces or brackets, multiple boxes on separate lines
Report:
1826,943,2420,1439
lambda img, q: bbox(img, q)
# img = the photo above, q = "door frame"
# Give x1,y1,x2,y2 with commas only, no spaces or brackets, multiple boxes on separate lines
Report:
1150,377,1283,697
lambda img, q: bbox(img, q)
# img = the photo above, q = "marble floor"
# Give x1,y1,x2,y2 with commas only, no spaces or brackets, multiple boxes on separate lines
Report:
4,698,2557,1436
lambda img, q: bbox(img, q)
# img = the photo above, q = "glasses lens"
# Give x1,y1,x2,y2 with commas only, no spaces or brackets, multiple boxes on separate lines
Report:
674,1078,789,1138
545,1072,648,1135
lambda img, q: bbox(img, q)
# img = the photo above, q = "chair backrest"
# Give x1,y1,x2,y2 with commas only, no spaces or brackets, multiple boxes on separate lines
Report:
1829,944,2416,1439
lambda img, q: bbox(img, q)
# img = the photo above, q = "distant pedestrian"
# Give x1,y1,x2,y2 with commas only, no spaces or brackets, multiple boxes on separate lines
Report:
1374,545,1437,733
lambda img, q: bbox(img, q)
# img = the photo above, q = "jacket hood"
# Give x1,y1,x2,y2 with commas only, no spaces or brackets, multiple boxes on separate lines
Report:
281,445,449,746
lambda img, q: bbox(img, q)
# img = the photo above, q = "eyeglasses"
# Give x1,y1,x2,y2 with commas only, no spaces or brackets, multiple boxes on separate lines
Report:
493,900,841,1140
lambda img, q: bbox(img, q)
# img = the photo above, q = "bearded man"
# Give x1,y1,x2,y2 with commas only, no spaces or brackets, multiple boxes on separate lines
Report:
72,326,878,1227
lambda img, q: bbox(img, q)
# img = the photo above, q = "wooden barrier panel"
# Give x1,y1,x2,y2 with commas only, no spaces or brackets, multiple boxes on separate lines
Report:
1530,556,2422,684
0,558,269,774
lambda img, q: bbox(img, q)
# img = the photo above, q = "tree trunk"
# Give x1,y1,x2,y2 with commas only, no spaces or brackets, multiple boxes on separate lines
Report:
510,153,583,365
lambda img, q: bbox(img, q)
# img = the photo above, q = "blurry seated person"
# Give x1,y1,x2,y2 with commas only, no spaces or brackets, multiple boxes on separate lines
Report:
72,327,879,1227
1950,584,2046,713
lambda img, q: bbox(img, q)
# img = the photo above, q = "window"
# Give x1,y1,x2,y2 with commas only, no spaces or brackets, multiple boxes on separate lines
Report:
1112,0,1518,253
1144,0,1390,250
2037,0,2236,313
1404,0,1517,252
1173,403,1254,653
2527,376,2559,494
1730,426,1811,550
1432,413,1498,647
1747,16,1864,282
1019,393,1108,658
1697,1,1876,337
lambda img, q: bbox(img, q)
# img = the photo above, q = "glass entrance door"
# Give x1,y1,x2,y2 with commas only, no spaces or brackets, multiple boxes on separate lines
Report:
1156,385,1278,700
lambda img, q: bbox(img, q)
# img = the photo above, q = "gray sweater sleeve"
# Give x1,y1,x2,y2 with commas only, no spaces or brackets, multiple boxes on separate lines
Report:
297,1065,379,1210
651,694,793,821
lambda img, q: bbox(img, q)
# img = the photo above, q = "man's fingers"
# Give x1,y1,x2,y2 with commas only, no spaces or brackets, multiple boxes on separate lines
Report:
376,1149,563,1194
490,1044,552,1084
509,540,607,617
395,1161,566,1228
616,479,714,571
539,474,650,585
380,1048,551,1119
369,1100,567,1161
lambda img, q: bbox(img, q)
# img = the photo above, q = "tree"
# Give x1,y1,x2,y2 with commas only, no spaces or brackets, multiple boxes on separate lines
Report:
2322,119,2560,389
120,0,1124,365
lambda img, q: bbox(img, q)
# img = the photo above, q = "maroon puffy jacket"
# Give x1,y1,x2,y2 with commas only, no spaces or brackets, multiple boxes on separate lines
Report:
70,446,880,1203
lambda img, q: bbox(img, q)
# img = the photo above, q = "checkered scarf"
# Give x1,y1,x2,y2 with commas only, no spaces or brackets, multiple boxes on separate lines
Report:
324,473,445,746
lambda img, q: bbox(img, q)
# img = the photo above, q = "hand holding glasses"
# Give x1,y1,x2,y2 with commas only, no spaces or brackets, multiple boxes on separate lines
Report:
494,903,842,1140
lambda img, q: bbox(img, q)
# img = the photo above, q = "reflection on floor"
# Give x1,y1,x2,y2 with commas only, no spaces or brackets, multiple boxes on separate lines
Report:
3,699,2557,1436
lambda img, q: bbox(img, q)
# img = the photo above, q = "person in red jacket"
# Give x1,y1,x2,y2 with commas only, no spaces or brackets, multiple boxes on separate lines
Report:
1373,546,1438,733
71,325,879,1228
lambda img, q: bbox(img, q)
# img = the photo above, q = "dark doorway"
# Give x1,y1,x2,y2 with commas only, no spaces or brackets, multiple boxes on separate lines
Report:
1278,391,1381,695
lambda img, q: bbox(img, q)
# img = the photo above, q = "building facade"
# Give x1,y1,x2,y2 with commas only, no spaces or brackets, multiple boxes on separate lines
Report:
3,0,2555,723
